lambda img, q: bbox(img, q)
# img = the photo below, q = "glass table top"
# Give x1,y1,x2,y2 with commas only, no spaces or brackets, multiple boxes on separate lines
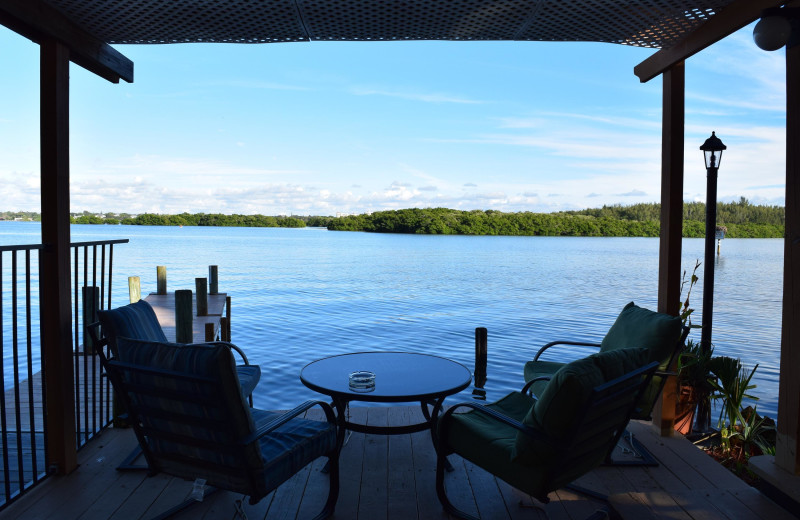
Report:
300,351,472,402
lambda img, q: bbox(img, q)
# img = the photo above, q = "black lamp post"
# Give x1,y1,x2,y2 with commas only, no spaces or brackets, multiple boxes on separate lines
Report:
699,132,726,354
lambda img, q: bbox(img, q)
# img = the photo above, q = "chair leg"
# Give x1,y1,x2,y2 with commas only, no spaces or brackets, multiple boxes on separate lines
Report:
435,451,479,520
313,449,340,520
148,486,218,520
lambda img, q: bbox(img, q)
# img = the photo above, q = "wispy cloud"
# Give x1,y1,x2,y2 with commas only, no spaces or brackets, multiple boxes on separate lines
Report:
349,86,485,104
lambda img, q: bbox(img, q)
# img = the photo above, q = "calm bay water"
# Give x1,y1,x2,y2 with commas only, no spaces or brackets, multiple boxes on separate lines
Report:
0,222,783,418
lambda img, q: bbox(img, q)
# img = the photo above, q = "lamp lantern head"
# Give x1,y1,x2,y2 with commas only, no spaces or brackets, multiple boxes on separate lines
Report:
700,131,726,170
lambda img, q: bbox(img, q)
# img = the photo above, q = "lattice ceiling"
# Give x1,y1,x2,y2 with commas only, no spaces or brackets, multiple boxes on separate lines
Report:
43,0,738,49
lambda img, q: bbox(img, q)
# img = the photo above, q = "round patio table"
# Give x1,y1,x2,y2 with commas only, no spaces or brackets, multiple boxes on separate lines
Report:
300,351,472,436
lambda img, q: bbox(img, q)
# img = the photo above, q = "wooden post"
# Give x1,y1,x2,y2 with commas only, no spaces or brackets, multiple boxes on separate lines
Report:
209,265,218,295
205,323,215,342
82,286,99,354
474,327,488,389
225,295,232,341
128,276,140,303
175,290,193,344
157,265,167,295
195,277,208,316
653,62,685,437
777,36,800,475
39,38,77,475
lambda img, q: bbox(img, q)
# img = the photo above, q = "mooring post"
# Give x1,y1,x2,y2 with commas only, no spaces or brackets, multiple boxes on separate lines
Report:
225,295,232,341
128,276,141,303
205,322,215,342
82,286,100,354
195,277,208,316
157,266,167,295
209,265,218,295
474,327,488,395
175,289,193,343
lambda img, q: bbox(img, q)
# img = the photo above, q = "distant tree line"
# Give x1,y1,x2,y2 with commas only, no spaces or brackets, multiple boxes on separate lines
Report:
6,197,785,237
69,212,307,228
326,198,784,238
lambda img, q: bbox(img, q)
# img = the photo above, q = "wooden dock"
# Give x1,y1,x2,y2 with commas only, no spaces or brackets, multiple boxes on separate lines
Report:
0,407,793,520
143,292,229,343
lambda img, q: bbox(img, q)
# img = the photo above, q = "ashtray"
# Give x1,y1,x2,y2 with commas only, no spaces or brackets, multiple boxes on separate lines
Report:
349,370,376,392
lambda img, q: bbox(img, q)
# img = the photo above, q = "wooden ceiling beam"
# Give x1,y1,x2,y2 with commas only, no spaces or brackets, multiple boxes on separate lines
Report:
0,0,133,83
634,0,785,83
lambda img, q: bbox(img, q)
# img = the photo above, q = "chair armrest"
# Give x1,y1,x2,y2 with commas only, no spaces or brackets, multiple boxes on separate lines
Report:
207,341,251,365
521,376,551,396
533,340,602,362
245,400,337,444
439,401,555,447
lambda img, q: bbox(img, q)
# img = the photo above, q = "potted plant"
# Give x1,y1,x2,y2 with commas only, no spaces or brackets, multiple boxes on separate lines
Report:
675,339,716,434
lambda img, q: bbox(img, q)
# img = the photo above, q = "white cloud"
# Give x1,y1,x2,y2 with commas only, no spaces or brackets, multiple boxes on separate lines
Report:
349,86,486,104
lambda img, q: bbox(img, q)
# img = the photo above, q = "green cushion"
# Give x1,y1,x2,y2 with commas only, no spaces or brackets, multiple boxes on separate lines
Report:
600,301,682,367
514,347,649,465
440,392,551,499
522,359,562,399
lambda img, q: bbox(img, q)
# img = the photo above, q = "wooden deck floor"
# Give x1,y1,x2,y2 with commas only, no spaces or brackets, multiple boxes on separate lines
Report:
0,406,794,520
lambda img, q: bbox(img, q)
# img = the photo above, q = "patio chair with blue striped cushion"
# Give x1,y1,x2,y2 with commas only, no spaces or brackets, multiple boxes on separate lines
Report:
96,335,339,519
97,299,261,402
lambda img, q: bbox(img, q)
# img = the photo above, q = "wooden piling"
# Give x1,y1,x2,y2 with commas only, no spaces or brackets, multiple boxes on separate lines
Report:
474,327,488,389
175,289,193,344
205,323,215,342
209,265,218,295
157,266,167,295
225,296,232,341
195,277,208,316
128,276,140,303
82,286,99,354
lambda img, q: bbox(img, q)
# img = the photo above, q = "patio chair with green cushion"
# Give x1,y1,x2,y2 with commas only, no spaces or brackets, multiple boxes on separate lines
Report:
96,335,339,520
436,348,658,520
524,301,689,422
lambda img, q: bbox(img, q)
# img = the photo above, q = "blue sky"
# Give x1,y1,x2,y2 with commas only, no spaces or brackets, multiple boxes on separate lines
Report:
0,22,787,216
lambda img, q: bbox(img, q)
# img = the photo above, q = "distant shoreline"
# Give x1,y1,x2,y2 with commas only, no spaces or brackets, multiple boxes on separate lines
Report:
1,199,785,238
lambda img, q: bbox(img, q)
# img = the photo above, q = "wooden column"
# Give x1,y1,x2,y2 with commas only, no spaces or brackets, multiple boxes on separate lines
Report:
777,38,800,475
652,62,685,436
39,38,77,474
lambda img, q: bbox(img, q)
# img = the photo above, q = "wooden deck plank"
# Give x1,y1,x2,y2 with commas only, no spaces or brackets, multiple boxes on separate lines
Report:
407,406,452,520
333,405,367,519
628,422,749,491
609,491,684,519
387,406,420,520
464,459,515,520
494,478,546,520
1,408,796,520
359,406,389,519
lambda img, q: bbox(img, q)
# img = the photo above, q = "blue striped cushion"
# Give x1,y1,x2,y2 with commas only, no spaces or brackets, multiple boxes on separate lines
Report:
98,300,167,356
237,365,262,397
251,408,338,496
115,337,262,489
114,337,335,499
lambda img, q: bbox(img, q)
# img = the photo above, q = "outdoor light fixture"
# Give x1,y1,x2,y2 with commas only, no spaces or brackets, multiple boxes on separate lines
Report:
700,131,726,170
699,132,726,356
754,8,799,51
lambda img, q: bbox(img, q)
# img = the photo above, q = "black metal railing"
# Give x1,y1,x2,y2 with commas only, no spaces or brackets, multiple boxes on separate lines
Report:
71,239,128,448
0,238,128,510
0,243,44,510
